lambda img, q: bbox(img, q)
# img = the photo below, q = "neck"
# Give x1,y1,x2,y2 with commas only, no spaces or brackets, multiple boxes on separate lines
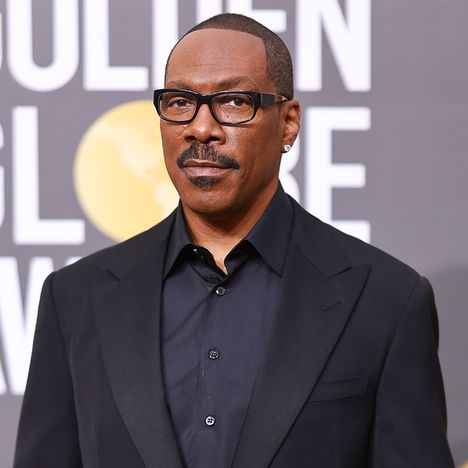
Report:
182,187,277,272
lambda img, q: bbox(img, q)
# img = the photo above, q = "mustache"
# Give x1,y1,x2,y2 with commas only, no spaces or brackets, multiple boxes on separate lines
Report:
176,143,240,170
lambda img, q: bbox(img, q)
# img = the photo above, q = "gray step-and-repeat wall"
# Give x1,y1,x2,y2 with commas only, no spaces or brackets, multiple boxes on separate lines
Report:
0,1,467,466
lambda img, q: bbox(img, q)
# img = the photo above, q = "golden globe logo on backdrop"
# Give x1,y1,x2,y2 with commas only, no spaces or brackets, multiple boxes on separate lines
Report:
0,0,373,399
74,101,178,242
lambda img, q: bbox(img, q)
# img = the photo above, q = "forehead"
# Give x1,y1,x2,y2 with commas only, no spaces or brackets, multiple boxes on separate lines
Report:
166,29,270,91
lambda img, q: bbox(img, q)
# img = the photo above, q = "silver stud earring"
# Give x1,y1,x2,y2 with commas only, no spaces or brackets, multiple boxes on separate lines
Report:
283,144,292,153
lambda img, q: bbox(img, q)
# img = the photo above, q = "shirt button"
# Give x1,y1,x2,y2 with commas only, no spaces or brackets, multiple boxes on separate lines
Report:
215,286,226,296
208,349,220,360
205,416,216,427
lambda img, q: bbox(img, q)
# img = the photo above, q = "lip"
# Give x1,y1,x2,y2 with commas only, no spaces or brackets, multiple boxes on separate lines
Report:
182,166,230,178
182,159,228,169
181,159,231,177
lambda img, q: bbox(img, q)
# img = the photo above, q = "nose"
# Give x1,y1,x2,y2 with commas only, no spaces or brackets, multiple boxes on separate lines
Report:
184,103,225,144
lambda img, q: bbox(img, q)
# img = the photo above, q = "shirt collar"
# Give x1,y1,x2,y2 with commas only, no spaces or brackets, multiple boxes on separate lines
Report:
163,203,192,277
243,184,293,275
163,183,293,277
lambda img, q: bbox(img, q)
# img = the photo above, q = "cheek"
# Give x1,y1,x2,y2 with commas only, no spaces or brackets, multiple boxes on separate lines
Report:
249,115,282,150
160,133,182,182
234,126,280,165
160,122,185,143
160,127,184,162
228,126,269,158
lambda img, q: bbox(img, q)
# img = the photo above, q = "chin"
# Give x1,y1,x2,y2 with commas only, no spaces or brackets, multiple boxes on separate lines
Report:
182,192,235,217
188,176,221,189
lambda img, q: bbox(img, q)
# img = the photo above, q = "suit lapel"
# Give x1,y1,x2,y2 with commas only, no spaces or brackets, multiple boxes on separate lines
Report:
90,218,184,468
232,205,370,468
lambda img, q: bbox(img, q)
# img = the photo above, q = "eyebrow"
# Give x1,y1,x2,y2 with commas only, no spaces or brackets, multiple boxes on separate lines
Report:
166,76,261,91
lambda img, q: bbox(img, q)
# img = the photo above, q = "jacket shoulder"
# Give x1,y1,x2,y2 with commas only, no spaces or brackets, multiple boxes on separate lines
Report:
54,211,175,282
291,198,422,285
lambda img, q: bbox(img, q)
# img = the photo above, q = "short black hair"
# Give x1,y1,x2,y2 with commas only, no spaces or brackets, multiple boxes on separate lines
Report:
165,13,294,99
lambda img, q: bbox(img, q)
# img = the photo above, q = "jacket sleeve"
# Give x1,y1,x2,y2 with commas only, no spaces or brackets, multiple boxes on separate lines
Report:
14,272,82,468
369,276,454,467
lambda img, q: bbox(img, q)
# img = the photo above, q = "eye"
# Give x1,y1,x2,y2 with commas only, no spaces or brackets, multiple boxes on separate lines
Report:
160,92,196,112
217,94,253,108
166,96,192,108
231,96,250,107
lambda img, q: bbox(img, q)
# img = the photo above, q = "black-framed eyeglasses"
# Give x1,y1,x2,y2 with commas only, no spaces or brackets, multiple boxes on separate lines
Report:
153,88,288,125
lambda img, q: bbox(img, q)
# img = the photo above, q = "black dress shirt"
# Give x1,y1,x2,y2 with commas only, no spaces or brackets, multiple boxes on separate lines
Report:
161,185,293,468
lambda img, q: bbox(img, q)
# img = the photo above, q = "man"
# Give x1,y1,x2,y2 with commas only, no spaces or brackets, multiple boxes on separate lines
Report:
15,13,454,468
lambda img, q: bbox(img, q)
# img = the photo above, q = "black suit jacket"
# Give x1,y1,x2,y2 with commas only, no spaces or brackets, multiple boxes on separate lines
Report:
14,198,454,468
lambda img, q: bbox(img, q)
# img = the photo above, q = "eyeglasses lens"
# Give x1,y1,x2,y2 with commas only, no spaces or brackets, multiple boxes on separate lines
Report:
213,94,255,123
159,92,197,122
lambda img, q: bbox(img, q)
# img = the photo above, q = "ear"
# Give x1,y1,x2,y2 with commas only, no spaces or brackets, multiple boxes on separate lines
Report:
281,99,301,148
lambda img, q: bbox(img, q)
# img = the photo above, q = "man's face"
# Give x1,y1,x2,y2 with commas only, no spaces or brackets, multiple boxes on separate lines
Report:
161,29,300,221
